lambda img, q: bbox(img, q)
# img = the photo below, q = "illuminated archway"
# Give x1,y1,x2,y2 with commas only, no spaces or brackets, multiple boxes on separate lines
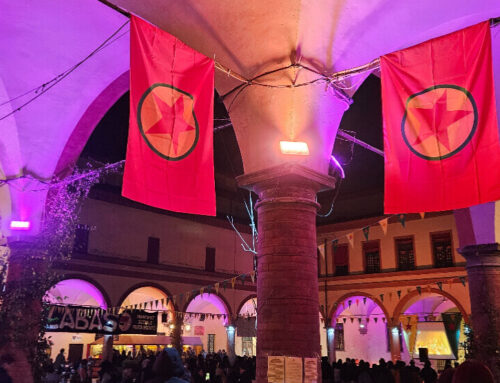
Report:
183,293,231,354
44,278,109,361
393,290,469,363
236,295,257,356
330,293,391,364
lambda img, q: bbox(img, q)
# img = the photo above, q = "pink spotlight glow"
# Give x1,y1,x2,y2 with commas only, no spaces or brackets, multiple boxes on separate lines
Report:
279,141,309,155
10,220,31,230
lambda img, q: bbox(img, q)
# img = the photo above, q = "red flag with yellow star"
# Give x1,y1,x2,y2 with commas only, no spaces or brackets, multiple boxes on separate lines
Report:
123,16,215,215
381,21,500,213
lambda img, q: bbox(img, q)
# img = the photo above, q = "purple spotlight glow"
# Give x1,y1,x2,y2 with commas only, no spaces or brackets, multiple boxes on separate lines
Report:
330,155,345,179
10,220,31,230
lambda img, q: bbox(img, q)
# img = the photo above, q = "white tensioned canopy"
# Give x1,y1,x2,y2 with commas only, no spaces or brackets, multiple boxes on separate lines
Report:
0,0,499,233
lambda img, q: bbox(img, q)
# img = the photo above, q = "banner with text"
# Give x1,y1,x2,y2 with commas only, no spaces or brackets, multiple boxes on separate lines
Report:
46,305,157,335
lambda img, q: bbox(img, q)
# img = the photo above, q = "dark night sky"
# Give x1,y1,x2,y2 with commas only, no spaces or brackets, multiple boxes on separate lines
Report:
82,74,384,225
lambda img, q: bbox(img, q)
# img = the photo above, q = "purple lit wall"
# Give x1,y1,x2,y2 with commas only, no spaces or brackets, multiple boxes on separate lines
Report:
45,278,108,309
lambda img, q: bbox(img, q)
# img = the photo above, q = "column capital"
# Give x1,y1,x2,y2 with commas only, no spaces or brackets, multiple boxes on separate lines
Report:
237,163,337,193
458,243,500,268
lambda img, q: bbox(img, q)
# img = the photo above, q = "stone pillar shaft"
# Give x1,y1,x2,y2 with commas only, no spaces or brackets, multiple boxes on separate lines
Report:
226,325,236,365
326,327,336,364
239,164,336,383
459,243,500,380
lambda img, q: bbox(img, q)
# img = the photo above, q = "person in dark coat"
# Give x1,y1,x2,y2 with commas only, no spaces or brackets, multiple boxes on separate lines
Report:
420,361,437,383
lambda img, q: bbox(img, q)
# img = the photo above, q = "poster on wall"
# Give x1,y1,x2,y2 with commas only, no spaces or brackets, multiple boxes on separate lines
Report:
45,305,157,334
285,356,302,383
267,356,285,383
304,358,318,383
194,326,205,335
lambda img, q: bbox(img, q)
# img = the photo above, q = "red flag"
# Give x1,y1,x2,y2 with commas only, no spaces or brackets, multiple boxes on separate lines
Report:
123,16,215,215
381,22,500,213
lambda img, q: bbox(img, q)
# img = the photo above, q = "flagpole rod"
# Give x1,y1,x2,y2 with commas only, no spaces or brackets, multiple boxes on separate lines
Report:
337,129,384,158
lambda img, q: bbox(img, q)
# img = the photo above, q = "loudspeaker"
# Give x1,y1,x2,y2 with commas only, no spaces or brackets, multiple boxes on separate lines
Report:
418,347,428,362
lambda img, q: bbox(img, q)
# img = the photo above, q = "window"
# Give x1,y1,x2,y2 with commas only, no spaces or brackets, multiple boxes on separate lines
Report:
207,334,215,353
73,225,90,253
396,237,415,270
205,247,215,272
332,244,349,276
334,323,345,351
431,232,453,268
147,237,160,264
363,241,380,273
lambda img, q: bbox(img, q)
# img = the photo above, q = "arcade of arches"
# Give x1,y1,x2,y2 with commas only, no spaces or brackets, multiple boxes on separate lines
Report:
42,277,471,369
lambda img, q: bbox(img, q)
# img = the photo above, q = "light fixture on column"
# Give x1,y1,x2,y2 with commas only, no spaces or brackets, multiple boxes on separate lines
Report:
279,141,309,155
10,220,31,230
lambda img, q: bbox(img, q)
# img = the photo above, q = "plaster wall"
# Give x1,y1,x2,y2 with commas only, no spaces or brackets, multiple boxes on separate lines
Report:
79,198,253,274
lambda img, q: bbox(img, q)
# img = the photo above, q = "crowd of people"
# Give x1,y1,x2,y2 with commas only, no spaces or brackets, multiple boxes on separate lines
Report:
37,347,255,383
1,348,495,383
320,357,495,383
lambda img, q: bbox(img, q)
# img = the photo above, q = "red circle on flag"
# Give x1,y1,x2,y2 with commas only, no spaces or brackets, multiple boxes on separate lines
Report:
137,83,199,161
401,85,477,161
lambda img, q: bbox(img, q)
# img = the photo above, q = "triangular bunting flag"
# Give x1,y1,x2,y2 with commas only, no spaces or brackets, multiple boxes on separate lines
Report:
155,300,159,309
380,294,384,302
362,226,370,240
366,317,370,323
231,277,236,289
250,271,256,283
382,317,386,323
348,300,352,308
363,297,367,305
419,212,425,219
240,274,246,285
347,232,355,247
459,277,466,286
222,281,227,291
397,290,401,299
358,317,362,323
200,287,205,296
214,283,219,294
437,282,443,291
332,239,338,251
416,286,422,295
374,317,378,323
379,218,389,235
343,318,347,323
350,317,354,323
398,214,406,228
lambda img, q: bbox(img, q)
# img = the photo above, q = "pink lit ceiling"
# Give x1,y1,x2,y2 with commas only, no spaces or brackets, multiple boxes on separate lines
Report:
45,278,108,308
0,0,499,233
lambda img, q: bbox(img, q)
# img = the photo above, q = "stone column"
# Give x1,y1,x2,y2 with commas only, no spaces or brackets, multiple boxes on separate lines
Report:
388,321,401,362
102,335,114,362
458,243,500,380
326,326,336,364
238,163,336,383
226,324,236,366
0,240,45,383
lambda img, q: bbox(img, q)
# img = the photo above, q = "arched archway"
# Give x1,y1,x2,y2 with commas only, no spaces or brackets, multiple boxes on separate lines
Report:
393,288,469,324
117,282,174,310
329,293,391,364
118,284,175,341
183,292,231,354
236,295,257,356
393,289,469,363
44,278,110,361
